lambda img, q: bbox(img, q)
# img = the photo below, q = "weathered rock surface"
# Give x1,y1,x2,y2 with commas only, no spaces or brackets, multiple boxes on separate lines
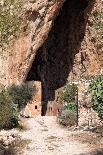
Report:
0,0,103,121
0,0,65,85
0,0,102,86
25,0,102,116
0,130,19,155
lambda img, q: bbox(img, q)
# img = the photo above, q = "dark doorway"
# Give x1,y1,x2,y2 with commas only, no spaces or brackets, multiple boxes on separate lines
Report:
26,0,93,116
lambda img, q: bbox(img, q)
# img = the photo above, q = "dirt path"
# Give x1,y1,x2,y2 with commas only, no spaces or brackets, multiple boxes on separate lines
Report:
19,116,94,155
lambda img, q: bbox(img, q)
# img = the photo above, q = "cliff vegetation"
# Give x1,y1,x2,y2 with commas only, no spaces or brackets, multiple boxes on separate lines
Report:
0,0,26,51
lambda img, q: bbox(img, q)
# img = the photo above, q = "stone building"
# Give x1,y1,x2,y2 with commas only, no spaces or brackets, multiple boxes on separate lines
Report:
21,81,42,117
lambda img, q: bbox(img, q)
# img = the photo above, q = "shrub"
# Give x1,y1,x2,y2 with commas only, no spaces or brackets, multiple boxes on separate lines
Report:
89,75,103,119
58,107,77,127
7,83,36,109
58,102,78,127
60,83,78,103
62,102,77,111
0,85,19,129
0,83,36,129
58,84,78,127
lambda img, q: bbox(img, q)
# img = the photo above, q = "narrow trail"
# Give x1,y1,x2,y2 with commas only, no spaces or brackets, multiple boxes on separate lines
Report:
20,116,91,155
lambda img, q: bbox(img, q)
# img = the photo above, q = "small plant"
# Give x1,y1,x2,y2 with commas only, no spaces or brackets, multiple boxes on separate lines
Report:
60,83,78,103
7,83,36,109
0,85,19,129
0,83,36,129
89,75,103,119
58,83,78,127
62,102,77,111
58,107,77,127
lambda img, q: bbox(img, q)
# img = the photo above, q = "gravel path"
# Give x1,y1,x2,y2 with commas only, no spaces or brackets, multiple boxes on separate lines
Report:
20,116,90,155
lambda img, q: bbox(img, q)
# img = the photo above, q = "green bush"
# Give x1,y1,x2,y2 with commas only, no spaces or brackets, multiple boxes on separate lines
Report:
62,102,77,111
89,75,103,119
58,101,77,127
0,85,19,129
0,83,36,129
0,0,25,50
7,83,36,109
60,83,78,103
58,106,77,127
58,83,78,127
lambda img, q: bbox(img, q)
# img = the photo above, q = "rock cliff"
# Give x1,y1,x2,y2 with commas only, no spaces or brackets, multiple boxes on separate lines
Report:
0,0,103,100
0,0,102,86
0,0,65,85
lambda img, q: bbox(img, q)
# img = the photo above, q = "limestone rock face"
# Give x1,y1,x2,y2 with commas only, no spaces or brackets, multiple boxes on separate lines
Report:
0,0,102,86
0,0,65,85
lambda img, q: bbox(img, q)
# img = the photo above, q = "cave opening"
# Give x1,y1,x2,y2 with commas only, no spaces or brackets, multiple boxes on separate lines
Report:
26,0,92,116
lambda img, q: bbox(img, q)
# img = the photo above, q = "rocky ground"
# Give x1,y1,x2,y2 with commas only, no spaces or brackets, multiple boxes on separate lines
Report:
0,116,103,155
20,116,103,155
0,129,19,155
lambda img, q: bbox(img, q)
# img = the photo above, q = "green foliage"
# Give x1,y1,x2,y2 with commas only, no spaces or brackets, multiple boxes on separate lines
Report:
60,83,78,103
58,107,77,127
89,75,103,119
0,83,36,129
62,102,77,111
7,83,36,108
0,85,19,129
0,0,25,49
58,83,78,127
